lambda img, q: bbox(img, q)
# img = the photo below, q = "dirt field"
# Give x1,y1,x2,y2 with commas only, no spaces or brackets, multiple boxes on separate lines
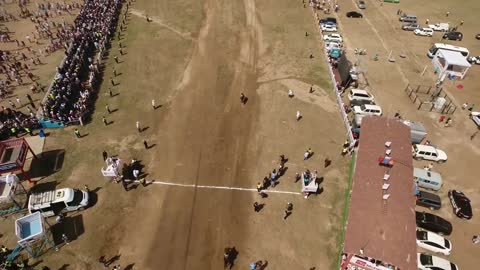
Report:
2,0,479,269
334,0,480,268
1,0,352,269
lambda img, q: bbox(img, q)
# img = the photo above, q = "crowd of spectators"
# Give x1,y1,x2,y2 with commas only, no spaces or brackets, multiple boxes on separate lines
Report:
0,108,39,140
42,0,122,124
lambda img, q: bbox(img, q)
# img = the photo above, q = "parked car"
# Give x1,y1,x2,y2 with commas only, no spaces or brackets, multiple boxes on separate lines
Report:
347,89,374,104
443,31,463,41
416,211,452,236
417,253,458,270
357,0,366,9
402,23,420,31
428,23,450,32
346,11,363,18
399,14,417,23
448,190,473,220
323,33,343,43
467,56,480,65
416,190,441,210
352,104,382,116
321,24,337,32
319,17,337,24
412,144,447,163
416,229,452,255
325,42,342,51
414,28,434,37
470,111,480,127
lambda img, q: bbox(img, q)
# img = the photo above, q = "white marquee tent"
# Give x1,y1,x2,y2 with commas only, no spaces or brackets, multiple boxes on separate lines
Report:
432,49,471,80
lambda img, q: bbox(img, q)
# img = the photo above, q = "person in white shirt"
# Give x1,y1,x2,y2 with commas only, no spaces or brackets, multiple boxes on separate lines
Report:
133,169,139,180
288,89,294,98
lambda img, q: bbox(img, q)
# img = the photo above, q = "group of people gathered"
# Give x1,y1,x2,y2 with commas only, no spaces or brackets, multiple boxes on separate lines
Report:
41,0,122,124
256,155,288,195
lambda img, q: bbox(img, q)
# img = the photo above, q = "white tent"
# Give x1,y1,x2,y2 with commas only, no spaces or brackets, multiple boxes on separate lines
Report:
432,49,471,79
15,212,46,246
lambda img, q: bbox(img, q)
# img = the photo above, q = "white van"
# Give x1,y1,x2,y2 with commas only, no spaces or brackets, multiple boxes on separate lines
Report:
28,188,89,217
412,144,447,163
414,168,443,191
352,104,382,116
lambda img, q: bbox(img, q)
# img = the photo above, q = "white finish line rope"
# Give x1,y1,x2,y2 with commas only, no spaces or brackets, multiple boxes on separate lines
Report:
137,180,301,195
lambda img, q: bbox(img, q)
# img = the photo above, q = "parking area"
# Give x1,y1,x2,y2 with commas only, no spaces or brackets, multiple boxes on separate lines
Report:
319,0,480,268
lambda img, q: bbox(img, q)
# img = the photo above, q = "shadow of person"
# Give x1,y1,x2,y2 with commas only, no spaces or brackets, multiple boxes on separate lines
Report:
105,254,121,267
124,263,135,270
147,143,156,149
57,264,69,270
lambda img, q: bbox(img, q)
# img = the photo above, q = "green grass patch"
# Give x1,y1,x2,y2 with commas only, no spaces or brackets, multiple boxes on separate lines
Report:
334,152,356,270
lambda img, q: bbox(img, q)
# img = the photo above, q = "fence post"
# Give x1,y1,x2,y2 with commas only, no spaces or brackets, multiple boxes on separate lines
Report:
451,106,457,114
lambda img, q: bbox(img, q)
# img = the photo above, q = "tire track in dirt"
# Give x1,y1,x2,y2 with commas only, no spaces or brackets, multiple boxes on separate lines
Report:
130,9,195,41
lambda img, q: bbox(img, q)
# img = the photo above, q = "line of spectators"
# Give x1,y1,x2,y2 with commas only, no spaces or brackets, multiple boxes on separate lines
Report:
41,0,122,124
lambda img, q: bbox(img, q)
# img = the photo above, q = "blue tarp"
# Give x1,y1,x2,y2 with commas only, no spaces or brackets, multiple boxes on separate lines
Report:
40,119,65,129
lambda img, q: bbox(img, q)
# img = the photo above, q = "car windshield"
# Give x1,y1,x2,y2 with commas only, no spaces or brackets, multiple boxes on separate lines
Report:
444,239,450,249
419,254,432,266
416,230,427,240
67,190,84,206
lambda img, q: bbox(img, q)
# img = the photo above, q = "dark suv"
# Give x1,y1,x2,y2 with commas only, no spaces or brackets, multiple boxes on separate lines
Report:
415,211,452,236
319,17,337,25
443,31,463,41
416,191,441,210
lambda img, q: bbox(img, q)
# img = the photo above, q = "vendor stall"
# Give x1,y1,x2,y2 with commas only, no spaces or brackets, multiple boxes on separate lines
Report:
432,49,471,80
14,211,54,258
0,174,27,216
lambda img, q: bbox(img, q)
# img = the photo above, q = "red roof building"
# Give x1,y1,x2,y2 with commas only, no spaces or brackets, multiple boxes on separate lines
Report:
342,116,417,270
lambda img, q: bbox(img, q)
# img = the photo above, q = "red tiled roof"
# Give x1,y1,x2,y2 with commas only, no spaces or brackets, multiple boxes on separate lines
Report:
343,116,417,270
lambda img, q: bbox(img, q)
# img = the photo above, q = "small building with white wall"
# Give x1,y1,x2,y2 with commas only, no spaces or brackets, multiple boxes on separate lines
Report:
432,49,471,80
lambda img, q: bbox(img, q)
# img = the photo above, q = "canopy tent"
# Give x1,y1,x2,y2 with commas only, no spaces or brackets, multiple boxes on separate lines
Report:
432,49,471,80
0,138,37,182
0,174,27,216
15,212,46,246
13,211,55,259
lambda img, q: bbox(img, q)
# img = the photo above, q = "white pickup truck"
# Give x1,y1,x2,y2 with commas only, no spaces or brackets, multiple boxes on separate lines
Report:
428,23,449,32
28,188,89,217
